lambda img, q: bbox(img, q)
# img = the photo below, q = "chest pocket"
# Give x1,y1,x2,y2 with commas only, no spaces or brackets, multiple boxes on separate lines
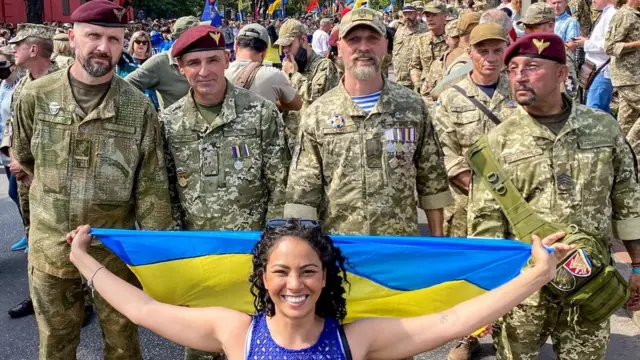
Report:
381,124,419,186
450,105,483,148
503,147,554,212
32,112,72,194
94,123,139,203
576,137,614,208
168,134,201,208
320,125,359,185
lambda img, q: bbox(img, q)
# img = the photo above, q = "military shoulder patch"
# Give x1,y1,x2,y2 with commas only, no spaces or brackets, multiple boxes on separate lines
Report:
562,249,592,277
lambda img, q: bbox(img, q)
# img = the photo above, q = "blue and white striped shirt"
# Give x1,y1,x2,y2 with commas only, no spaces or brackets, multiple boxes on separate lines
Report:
554,11,581,43
352,90,382,113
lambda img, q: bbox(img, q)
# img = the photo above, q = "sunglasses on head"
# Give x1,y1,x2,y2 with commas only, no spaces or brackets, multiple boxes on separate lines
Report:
265,218,321,230
134,39,148,45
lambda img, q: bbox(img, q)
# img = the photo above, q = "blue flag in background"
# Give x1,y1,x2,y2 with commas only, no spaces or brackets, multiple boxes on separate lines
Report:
202,0,222,26
92,229,536,323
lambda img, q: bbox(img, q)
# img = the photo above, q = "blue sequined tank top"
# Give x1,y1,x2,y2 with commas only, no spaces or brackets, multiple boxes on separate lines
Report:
244,312,348,359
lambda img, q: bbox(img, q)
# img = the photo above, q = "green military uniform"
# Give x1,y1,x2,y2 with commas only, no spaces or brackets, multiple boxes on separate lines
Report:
410,32,448,95
424,20,461,101
12,67,173,360
434,74,515,237
51,53,74,69
284,80,453,235
393,21,428,88
604,4,640,158
569,0,593,36
125,51,190,109
160,80,289,230
468,96,640,359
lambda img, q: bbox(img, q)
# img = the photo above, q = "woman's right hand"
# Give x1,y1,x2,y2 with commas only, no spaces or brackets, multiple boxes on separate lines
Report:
66,225,93,257
530,232,574,281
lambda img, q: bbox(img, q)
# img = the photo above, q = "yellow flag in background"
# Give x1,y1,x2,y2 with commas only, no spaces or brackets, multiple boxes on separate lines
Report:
268,0,283,14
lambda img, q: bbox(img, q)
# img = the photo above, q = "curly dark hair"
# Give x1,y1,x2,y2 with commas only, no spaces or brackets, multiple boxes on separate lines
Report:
249,219,350,322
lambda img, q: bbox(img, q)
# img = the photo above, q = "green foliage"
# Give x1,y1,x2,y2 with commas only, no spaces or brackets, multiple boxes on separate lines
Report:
131,0,203,19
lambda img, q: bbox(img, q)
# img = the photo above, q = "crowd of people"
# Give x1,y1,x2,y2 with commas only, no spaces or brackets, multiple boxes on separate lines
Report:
0,0,639,359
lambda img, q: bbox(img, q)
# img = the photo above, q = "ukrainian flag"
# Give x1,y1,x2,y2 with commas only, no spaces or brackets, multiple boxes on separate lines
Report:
92,229,533,322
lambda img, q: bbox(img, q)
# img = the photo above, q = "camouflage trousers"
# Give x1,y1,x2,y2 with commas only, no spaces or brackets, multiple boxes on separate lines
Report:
493,289,610,360
617,85,640,157
28,254,142,360
184,348,226,360
443,185,468,238
17,179,30,235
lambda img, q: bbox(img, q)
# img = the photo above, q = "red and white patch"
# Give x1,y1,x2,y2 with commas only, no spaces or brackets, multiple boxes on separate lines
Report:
561,249,592,277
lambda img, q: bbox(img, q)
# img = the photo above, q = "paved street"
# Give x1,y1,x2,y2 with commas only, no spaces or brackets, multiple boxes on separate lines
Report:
0,171,638,359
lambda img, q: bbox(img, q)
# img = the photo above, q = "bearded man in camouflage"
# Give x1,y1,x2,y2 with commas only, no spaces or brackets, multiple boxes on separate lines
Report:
11,1,174,359
159,24,289,360
285,8,451,239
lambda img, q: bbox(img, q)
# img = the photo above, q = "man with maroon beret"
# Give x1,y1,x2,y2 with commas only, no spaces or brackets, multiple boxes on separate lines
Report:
468,32,640,359
159,24,289,360
11,0,174,359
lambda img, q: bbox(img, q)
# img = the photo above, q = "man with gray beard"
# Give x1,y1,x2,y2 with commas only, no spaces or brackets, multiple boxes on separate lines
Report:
285,8,452,243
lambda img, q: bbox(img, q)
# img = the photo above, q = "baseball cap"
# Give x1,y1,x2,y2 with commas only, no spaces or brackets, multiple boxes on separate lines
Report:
469,23,507,45
423,2,446,14
274,19,307,47
339,7,386,39
412,1,425,11
173,16,200,38
445,20,461,38
402,4,417,12
457,12,481,36
238,23,269,45
517,2,555,26
8,24,55,44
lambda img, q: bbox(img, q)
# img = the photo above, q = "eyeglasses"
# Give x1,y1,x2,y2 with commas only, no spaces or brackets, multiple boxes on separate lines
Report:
134,40,148,45
508,64,544,79
265,218,322,230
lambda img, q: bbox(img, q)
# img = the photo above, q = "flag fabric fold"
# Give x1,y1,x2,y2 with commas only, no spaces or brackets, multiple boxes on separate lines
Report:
306,0,319,12
92,229,533,323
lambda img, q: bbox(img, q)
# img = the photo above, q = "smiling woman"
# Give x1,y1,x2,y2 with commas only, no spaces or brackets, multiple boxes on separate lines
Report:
66,218,574,359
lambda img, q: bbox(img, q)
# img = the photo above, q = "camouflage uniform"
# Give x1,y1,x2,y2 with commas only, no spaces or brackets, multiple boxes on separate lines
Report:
393,22,428,88
604,4,640,158
468,96,640,360
410,32,448,95
160,80,289,231
569,0,593,36
12,68,173,360
284,80,453,235
434,74,515,237
284,51,340,155
51,53,74,68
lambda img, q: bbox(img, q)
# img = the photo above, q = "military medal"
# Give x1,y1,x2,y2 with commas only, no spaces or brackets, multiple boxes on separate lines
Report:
386,142,395,153
232,144,250,170
330,114,345,129
49,102,61,115
384,128,396,153
388,157,399,169
234,161,243,169
176,167,188,187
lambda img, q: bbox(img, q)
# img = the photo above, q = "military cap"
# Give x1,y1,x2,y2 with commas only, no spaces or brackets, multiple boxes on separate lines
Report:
412,1,425,10
457,12,481,36
469,23,507,45
171,25,226,58
274,19,307,46
173,16,200,39
238,23,269,45
53,33,69,41
517,2,555,26
445,5,459,21
423,2,446,14
71,0,128,27
8,23,56,44
339,8,386,38
402,4,417,12
504,32,566,65
445,19,461,38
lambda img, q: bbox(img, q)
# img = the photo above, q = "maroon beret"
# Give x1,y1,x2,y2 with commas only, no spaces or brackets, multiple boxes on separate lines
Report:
504,32,566,65
171,25,226,58
71,0,128,28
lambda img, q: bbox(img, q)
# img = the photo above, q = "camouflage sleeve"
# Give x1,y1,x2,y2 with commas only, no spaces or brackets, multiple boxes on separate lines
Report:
433,95,468,178
124,56,161,92
12,88,35,174
415,102,453,210
290,72,311,103
159,120,185,230
610,122,640,240
467,146,508,239
284,108,323,220
134,107,174,230
410,38,423,83
310,59,340,102
262,102,290,220
604,11,632,58
0,119,11,156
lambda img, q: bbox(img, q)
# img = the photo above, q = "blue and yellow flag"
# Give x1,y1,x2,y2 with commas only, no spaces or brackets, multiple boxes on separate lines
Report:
92,229,533,322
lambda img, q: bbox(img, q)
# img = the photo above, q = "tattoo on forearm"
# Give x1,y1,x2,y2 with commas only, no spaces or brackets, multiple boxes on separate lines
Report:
439,314,448,325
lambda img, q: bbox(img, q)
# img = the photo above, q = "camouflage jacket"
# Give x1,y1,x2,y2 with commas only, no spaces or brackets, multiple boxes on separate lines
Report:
0,62,61,155
12,69,173,278
468,95,640,246
410,32,448,92
569,0,593,36
392,22,428,86
159,81,289,230
605,5,640,87
284,80,453,235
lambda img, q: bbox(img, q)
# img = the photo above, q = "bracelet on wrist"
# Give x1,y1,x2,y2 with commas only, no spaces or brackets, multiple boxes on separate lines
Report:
632,267,640,275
